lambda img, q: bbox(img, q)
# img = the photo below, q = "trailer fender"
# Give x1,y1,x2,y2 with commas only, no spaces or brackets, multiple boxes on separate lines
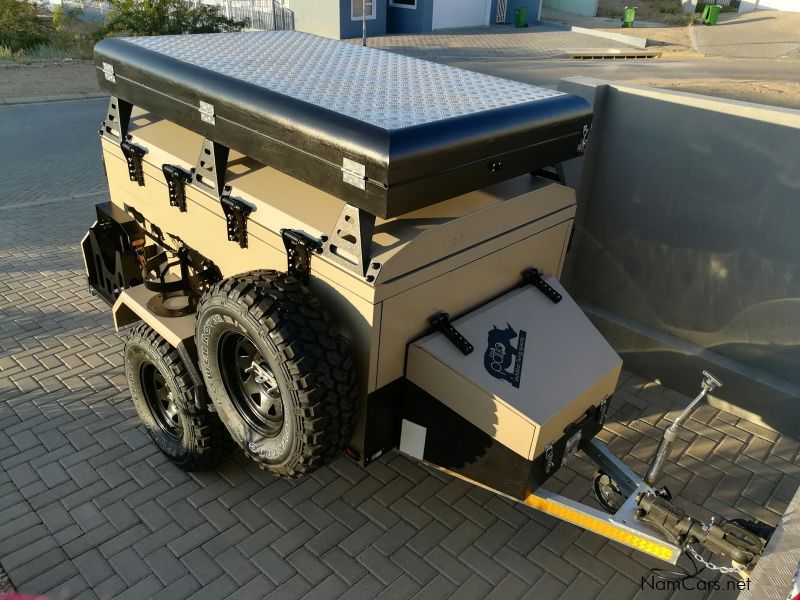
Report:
113,285,209,409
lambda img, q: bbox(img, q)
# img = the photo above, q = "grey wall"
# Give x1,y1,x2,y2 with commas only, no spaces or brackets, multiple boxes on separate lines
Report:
283,0,342,38
558,77,800,434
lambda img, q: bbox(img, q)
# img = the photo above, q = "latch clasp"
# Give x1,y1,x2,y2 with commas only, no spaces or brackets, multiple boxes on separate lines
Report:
121,139,146,186
220,194,253,248
430,312,474,356
281,229,322,283
162,164,193,212
522,268,562,304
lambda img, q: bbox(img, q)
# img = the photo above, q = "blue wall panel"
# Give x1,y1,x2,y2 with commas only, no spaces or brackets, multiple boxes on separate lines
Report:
503,0,540,23
340,0,388,38
387,0,432,33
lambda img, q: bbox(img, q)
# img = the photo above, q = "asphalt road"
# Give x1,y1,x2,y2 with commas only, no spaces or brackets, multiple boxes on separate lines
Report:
0,98,108,207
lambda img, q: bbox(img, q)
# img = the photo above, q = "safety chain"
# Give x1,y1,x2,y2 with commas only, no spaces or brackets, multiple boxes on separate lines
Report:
685,544,749,575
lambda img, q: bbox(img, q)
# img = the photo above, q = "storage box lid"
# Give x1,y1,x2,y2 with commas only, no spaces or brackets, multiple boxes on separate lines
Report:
95,31,592,218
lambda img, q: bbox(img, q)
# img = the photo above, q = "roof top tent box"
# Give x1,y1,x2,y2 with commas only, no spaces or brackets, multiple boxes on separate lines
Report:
94,31,592,219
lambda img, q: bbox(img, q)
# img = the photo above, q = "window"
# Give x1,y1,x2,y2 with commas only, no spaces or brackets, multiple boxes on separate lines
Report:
352,0,376,19
389,0,416,7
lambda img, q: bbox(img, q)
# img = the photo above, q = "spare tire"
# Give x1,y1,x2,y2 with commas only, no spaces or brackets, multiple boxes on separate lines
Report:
195,270,358,478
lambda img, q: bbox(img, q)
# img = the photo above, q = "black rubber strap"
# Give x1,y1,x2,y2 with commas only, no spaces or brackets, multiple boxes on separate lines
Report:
522,268,562,304
431,313,474,356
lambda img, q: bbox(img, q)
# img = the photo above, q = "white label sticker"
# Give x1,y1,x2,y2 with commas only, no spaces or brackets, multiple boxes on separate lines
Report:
399,419,426,460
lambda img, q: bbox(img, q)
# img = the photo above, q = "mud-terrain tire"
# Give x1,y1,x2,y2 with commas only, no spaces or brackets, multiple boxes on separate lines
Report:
195,270,358,478
124,323,236,470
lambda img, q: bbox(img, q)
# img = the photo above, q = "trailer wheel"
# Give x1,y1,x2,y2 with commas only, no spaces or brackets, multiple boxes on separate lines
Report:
195,270,358,478
124,323,236,470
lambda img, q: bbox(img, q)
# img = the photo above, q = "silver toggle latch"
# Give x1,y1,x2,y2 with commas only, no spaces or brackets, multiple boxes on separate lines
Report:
577,124,591,155
544,443,555,474
342,158,366,190
102,62,115,83
199,101,215,125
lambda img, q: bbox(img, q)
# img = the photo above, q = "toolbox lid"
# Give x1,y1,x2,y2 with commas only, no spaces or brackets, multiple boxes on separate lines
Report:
407,278,621,459
95,31,592,219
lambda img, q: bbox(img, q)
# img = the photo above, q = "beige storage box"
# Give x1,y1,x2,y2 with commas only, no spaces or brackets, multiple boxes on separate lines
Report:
407,277,622,461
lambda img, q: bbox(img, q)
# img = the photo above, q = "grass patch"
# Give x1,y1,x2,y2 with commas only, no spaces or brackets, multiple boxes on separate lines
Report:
659,1,682,15
0,39,94,61
664,12,694,25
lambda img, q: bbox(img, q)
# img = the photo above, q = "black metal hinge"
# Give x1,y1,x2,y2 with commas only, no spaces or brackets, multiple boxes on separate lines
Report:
281,229,322,283
120,139,146,186
522,268,562,304
431,312,474,356
220,194,252,248
162,164,193,212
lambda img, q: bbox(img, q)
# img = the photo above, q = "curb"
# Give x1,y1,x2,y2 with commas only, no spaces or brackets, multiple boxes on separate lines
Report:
687,23,705,56
570,26,648,49
0,92,108,106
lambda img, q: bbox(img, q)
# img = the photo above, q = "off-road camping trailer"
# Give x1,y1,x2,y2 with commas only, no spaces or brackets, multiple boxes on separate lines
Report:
82,30,768,577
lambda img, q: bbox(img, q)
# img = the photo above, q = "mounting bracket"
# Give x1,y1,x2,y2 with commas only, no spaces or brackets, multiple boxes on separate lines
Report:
193,138,229,198
322,204,375,279
101,96,132,143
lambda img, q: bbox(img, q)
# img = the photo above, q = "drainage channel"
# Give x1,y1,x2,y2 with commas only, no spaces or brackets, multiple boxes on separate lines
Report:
562,49,662,59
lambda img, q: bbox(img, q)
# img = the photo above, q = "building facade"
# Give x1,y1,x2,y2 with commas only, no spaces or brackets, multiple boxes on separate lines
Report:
284,0,543,39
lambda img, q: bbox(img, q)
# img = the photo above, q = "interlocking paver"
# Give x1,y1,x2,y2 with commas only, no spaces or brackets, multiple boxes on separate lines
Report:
287,547,334,585
225,574,276,600
693,12,800,59
181,547,224,586
216,547,261,586
73,548,116,587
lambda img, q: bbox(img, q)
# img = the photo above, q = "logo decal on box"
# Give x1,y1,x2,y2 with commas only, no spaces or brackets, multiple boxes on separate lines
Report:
484,323,527,388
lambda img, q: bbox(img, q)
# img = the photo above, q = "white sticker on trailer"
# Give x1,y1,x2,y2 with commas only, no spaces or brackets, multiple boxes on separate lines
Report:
399,419,426,460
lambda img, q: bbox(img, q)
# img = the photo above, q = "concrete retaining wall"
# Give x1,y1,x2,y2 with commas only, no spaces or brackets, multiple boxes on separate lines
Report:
557,77,800,434
283,0,342,38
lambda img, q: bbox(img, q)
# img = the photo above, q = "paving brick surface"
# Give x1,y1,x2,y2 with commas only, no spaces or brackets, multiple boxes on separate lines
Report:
693,11,800,59
1,98,799,600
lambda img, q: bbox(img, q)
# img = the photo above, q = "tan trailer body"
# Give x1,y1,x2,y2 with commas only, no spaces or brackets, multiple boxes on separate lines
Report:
102,110,587,466
407,281,621,462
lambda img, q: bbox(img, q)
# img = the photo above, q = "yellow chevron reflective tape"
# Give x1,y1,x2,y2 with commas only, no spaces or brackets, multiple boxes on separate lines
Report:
524,494,675,561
